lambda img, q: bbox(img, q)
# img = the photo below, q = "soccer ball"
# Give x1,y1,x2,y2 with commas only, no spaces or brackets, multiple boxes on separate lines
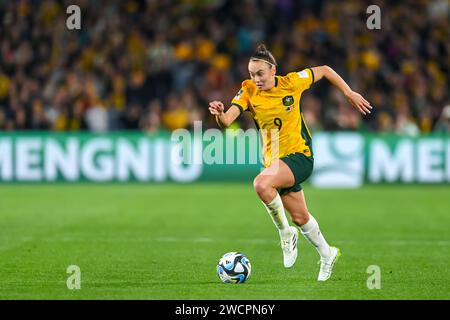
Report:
217,252,251,284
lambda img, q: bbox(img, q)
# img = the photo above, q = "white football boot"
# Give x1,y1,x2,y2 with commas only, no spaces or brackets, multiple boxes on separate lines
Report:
317,246,341,281
280,226,298,268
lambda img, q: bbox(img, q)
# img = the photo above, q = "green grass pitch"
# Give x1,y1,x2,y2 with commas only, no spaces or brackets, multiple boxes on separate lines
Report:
0,183,449,299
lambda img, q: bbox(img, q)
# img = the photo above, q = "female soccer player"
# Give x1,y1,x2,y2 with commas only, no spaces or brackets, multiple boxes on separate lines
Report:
208,44,372,281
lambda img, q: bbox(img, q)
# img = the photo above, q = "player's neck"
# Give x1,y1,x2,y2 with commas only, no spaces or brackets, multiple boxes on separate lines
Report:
263,76,276,91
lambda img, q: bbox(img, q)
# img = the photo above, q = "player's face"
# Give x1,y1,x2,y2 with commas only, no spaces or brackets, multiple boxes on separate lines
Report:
248,60,276,90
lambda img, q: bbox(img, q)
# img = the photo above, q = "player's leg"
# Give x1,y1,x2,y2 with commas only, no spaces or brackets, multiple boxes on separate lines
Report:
281,190,340,281
253,159,298,267
281,190,331,256
253,158,295,238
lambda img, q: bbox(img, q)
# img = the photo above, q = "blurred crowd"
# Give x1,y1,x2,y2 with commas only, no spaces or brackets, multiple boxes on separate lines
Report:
0,0,449,134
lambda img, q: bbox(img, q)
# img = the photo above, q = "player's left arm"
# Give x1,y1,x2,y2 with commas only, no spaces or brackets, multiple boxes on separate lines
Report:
311,66,372,115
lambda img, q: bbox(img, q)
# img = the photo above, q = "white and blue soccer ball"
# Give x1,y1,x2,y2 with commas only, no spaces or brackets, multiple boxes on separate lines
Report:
217,252,251,284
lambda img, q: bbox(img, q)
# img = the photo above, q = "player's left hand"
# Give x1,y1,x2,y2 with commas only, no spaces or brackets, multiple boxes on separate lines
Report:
345,91,372,115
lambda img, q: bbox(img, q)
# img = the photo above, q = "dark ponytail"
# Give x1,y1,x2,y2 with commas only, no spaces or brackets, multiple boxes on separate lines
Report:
250,44,277,67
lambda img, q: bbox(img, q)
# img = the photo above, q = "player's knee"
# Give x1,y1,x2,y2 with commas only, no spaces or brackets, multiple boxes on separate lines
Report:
253,176,270,197
291,210,310,226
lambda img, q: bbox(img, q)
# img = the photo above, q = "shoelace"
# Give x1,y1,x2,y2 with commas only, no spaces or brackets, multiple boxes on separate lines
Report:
317,259,332,275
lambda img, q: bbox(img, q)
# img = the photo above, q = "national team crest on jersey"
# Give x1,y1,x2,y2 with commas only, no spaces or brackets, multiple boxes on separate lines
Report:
283,95,295,111
282,96,294,106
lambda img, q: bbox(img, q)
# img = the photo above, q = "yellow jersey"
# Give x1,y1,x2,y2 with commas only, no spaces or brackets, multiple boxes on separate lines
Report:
231,68,315,167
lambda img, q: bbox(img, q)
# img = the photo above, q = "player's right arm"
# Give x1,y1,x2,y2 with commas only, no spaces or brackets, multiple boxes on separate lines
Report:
209,83,251,129
208,101,241,129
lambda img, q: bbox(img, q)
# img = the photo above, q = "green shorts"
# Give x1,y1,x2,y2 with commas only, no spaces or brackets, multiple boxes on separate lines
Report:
278,153,314,196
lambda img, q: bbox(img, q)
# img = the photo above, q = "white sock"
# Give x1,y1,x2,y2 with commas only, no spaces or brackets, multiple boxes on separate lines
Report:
300,213,331,258
262,193,292,239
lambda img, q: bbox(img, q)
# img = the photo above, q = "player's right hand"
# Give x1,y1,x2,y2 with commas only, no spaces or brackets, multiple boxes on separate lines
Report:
209,101,225,116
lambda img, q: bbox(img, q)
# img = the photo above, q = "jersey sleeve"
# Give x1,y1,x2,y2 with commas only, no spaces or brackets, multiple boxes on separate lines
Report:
289,68,315,91
230,82,251,113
